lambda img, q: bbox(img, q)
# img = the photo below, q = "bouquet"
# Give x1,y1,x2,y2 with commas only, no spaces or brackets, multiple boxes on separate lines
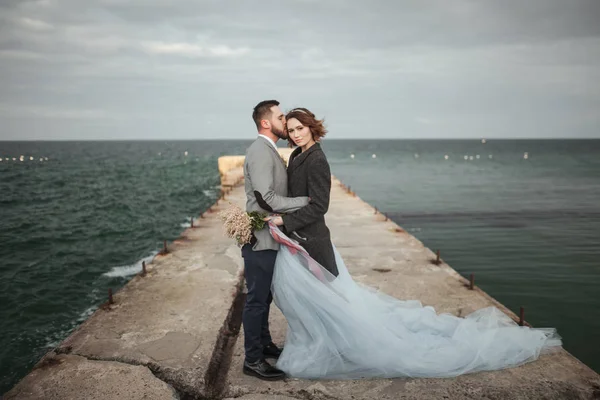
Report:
219,203,268,246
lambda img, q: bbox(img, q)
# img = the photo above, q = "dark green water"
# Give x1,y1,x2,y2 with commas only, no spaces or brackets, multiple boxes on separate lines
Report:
1,139,599,393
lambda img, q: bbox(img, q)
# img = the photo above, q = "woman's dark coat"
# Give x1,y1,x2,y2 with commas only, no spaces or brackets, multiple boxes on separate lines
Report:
281,143,339,277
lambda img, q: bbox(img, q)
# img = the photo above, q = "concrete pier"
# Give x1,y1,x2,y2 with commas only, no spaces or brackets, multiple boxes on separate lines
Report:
4,151,600,400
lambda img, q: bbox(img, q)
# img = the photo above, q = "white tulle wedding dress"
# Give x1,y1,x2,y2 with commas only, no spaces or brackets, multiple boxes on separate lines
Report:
268,223,561,379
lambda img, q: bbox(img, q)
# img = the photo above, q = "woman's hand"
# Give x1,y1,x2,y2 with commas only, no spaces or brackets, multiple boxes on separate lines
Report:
263,215,284,226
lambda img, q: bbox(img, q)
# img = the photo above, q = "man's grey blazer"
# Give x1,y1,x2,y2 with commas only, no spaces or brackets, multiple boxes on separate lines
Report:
244,137,309,251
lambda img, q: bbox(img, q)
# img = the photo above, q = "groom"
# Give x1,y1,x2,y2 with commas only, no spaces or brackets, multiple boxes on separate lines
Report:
241,100,309,380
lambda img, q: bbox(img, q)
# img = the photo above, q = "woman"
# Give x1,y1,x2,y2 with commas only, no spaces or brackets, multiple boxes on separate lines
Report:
267,107,338,277
266,107,561,380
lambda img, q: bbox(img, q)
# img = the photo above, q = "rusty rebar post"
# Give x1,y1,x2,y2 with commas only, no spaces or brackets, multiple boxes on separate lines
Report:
435,250,440,265
108,288,114,305
163,240,168,254
519,307,525,326
142,261,147,276
191,217,194,228
469,273,475,290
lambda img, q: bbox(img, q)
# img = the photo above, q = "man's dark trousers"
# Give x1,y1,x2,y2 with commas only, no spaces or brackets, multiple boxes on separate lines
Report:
241,243,277,362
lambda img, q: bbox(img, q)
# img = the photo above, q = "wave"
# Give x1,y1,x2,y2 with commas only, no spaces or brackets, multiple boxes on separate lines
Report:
102,252,157,278
180,216,195,228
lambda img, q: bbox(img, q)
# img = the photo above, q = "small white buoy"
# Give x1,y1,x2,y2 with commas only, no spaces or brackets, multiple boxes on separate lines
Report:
0,158,3,162
12,157,16,161
350,154,355,159
444,155,449,160
29,156,34,161
44,157,48,161
469,156,474,161
464,155,468,160
482,138,487,144
489,154,493,159
372,154,377,159
40,158,43,162
158,152,161,156
184,151,188,156
476,155,480,159
524,152,529,159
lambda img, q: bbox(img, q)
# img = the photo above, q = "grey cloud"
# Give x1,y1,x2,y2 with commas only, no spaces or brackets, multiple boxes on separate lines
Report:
0,0,599,139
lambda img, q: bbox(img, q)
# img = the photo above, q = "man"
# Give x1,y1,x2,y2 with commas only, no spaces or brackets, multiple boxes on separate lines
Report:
242,100,309,380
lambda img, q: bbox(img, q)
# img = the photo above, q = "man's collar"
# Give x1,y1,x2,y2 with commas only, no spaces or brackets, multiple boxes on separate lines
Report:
258,134,278,151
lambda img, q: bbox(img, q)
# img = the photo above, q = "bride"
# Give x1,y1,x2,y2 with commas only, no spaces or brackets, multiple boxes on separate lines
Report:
264,107,561,379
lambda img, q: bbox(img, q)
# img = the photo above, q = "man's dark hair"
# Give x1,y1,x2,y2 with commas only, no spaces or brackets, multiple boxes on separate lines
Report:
252,100,280,130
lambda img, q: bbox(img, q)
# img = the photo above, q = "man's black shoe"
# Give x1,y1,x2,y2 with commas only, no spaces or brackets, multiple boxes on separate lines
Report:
243,359,286,381
263,342,283,359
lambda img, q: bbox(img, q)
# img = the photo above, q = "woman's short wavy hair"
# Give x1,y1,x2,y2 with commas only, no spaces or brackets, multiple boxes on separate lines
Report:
285,107,328,148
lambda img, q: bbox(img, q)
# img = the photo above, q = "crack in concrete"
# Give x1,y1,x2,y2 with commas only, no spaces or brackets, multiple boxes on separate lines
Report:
53,348,199,400
204,269,247,399
52,269,247,400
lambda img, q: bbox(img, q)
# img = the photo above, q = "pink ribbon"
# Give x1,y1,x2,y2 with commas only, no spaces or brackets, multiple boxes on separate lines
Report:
268,222,327,283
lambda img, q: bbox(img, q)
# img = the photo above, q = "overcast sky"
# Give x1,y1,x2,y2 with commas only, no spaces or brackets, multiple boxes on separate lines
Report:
0,0,599,140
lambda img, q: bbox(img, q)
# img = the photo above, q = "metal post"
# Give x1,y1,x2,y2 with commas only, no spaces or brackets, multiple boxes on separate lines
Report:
469,273,474,290
108,288,114,304
191,217,194,228
435,250,440,265
519,307,525,326
142,261,146,276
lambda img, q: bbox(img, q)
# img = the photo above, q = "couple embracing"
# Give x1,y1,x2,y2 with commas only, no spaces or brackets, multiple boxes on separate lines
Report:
240,100,560,381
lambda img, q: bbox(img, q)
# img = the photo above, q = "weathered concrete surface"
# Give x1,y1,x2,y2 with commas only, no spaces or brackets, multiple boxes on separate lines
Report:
224,177,600,400
219,149,293,179
3,353,178,400
224,396,298,400
218,156,245,177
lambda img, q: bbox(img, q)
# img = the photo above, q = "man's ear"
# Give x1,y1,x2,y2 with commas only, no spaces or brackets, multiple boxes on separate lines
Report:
261,119,270,129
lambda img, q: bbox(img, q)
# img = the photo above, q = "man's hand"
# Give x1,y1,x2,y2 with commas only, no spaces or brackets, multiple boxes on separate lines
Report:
263,215,284,226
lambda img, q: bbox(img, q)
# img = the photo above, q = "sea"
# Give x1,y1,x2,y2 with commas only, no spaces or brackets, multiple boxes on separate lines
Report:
0,139,599,393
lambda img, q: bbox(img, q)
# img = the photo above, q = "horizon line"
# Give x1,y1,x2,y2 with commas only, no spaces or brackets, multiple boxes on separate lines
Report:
1,137,599,142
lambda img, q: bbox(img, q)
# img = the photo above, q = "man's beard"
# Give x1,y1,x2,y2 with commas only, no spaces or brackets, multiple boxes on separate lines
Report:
272,125,288,140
